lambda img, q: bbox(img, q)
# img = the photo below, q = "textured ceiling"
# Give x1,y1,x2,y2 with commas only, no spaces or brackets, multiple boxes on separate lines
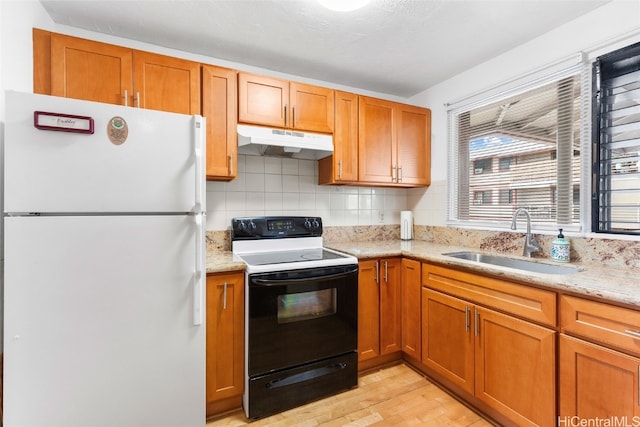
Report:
40,0,610,97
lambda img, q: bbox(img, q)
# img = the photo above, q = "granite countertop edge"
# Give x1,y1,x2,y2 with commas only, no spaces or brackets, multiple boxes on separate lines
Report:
325,240,640,309
206,240,640,309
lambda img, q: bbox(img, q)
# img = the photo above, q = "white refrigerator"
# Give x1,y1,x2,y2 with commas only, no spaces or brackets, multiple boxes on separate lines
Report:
2,91,206,427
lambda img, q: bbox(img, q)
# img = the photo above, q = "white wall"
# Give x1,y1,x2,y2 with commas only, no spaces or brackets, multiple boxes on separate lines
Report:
407,0,640,229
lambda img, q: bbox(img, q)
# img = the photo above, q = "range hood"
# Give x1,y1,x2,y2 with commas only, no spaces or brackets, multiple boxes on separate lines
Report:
237,124,333,160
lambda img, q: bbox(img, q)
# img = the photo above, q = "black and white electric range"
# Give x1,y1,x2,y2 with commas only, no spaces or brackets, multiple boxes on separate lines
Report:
231,216,359,420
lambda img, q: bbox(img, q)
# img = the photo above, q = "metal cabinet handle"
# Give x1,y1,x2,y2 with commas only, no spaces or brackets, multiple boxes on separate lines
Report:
222,282,228,310
392,165,397,182
136,91,141,108
292,106,296,128
625,330,640,339
229,154,234,176
123,89,128,107
465,306,470,333
338,160,343,179
375,261,379,284
384,261,388,283
398,166,403,183
284,104,288,126
474,309,480,336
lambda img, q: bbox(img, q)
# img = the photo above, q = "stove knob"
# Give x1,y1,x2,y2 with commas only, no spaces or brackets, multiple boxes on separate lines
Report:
236,221,248,233
304,219,312,229
312,219,320,229
248,221,257,231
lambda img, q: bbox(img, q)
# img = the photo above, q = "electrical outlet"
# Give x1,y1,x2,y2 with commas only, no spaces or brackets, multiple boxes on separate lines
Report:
378,210,384,223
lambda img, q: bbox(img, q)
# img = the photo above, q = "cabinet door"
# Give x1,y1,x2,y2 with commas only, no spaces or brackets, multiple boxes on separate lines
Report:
397,104,431,186
318,90,358,184
422,289,475,395
380,258,401,355
50,33,133,105
560,334,640,421
206,272,245,414
358,260,380,362
133,51,201,114
401,258,421,359
238,73,288,128
202,65,237,180
358,96,395,184
475,307,556,427
289,82,334,133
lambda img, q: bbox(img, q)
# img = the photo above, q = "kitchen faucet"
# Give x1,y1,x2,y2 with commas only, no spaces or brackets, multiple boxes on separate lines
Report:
511,208,542,257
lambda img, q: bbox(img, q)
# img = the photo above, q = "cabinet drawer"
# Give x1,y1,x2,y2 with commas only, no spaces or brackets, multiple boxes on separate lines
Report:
422,263,556,326
560,295,640,356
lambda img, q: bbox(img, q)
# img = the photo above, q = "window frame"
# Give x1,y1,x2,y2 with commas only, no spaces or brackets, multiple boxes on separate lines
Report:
447,62,591,233
592,40,640,236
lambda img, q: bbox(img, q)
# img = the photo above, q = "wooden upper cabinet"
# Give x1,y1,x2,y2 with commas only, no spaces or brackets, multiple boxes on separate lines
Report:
133,51,201,115
35,30,200,115
238,73,288,127
358,96,396,184
358,96,431,187
397,104,431,186
318,90,358,184
202,65,238,180
238,72,334,133
289,82,334,133
49,32,133,105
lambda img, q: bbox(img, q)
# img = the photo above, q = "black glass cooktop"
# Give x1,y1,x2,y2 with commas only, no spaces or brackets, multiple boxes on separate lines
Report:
240,248,349,266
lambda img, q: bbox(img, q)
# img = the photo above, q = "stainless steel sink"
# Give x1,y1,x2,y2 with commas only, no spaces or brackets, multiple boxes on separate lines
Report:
443,251,579,275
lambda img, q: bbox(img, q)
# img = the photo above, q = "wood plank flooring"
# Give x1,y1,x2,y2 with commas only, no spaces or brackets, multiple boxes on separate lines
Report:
206,363,495,426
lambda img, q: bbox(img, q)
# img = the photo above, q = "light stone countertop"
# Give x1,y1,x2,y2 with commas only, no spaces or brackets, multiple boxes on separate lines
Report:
325,240,640,309
206,252,245,274
206,240,640,309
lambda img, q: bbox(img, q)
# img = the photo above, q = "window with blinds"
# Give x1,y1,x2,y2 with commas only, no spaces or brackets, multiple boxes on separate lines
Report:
448,70,583,230
593,41,640,235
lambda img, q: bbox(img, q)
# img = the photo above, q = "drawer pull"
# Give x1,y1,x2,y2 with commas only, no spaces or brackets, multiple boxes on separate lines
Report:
625,329,640,339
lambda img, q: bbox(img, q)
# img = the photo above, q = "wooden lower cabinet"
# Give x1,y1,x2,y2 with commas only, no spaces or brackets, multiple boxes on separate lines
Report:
421,272,556,427
559,334,640,421
422,289,475,394
559,295,640,421
358,258,402,369
474,306,556,427
206,272,244,417
400,258,421,359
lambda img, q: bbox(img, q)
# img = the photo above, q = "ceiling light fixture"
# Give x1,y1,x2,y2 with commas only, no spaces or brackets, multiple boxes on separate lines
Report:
318,0,371,12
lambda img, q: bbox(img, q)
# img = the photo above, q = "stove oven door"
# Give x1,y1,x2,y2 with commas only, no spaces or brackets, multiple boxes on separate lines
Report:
247,264,358,377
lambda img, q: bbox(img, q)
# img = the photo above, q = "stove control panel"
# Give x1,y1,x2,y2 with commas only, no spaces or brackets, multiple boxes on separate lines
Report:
232,216,323,240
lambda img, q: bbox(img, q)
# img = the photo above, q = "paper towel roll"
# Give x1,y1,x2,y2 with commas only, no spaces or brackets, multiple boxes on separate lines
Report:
400,211,413,240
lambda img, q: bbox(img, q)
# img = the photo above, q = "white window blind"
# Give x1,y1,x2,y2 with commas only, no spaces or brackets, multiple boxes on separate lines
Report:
593,41,640,235
448,68,584,230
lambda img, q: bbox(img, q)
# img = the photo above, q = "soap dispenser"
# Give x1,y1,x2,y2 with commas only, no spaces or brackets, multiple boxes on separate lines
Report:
551,229,570,263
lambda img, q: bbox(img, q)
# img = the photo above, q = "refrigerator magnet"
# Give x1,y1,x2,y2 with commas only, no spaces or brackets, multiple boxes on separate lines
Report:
34,111,94,134
107,116,129,145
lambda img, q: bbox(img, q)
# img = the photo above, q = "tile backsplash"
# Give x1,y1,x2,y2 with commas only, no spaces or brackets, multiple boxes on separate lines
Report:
206,154,409,230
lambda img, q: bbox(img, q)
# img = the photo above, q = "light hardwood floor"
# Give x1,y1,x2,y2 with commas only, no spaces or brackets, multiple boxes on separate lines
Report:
206,363,495,426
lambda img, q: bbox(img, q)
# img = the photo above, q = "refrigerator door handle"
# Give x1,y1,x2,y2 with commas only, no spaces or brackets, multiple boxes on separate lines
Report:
193,116,205,213
193,214,205,326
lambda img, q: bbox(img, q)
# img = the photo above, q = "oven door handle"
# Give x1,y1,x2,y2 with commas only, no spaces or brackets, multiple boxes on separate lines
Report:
251,267,358,286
